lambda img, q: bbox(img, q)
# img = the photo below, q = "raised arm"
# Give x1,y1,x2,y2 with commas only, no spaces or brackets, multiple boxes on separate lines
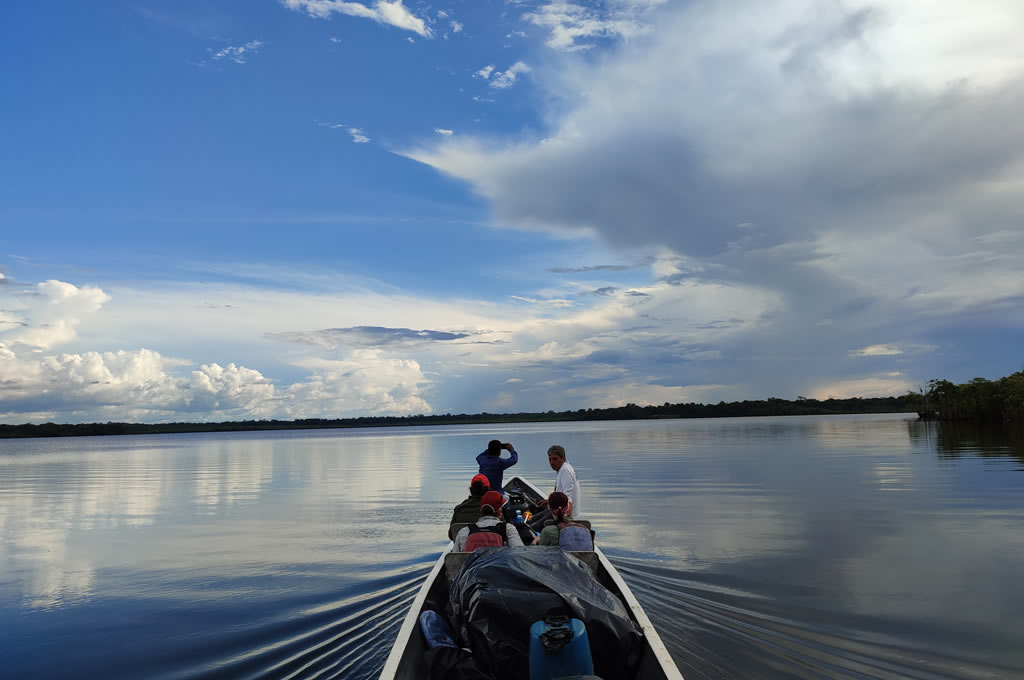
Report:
500,443,518,469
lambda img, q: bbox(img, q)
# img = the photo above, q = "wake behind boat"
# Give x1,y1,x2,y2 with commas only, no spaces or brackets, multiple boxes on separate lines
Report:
378,475,683,680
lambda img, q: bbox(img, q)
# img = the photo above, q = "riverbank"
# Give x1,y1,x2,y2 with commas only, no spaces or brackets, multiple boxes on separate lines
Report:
0,396,913,438
906,370,1024,423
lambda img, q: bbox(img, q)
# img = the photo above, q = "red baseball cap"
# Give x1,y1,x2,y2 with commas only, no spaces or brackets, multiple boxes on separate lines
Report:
480,490,506,512
471,473,490,489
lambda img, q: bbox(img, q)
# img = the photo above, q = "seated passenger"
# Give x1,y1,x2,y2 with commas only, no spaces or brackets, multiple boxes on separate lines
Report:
535,491,594,550
454,491,525,551
449,474,490,538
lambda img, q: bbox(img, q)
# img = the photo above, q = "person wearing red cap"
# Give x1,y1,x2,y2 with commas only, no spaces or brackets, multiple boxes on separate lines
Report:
448,474,491,539
454,490,524,551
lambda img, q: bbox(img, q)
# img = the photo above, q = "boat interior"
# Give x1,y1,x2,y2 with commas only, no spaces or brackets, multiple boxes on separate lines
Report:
383,476,678,680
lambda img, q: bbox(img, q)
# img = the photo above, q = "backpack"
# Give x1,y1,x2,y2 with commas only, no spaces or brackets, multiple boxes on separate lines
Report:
557,521,594,551
464,522,508,551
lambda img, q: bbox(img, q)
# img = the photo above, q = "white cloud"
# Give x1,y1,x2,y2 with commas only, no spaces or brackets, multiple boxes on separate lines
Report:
284,353,431,417
434,128,454,136
810,375,916,400
347,127,370,143
523,0,663,51
4,280,110,351
474,64,495,79
317,120,369,142
850,344,903,357
404,0,1024,398
490,61,530,89
282,0,432,37
209,40,265,64
510,295,574,307
451,21,463,33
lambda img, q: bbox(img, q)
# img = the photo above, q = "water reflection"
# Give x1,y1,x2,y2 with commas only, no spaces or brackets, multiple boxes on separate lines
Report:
908,419,1024,466
1,416,1022,679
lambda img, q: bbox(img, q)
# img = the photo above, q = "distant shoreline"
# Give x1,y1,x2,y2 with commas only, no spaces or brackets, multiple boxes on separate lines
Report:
0,396,914,439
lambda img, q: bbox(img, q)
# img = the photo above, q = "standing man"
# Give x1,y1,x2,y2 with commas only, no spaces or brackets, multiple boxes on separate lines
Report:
530,444,582,529
546,444,581,516
476,439,518,495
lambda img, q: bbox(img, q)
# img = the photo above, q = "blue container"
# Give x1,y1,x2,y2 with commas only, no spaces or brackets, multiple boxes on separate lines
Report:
528,616,594,680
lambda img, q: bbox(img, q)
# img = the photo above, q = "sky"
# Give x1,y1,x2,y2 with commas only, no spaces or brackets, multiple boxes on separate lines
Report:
1,0,1022,424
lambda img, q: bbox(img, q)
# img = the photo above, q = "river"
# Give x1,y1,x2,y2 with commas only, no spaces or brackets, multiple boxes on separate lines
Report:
1,414,1022,678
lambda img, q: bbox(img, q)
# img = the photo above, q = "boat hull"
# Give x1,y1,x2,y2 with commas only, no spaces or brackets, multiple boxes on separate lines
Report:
378,475,683,680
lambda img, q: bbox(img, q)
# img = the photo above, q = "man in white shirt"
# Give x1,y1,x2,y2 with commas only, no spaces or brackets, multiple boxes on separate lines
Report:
548,444,581,516
529,444,582,529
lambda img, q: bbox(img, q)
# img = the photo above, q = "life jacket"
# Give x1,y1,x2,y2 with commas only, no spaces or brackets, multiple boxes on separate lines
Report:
464,522,508,552
557,521,594,551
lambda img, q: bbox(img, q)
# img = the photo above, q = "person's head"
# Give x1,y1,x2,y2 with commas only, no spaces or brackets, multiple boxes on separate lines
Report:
548,491,570,521
487,439,503,456
547,445,566,471
469,473,490,497
479,490,506,517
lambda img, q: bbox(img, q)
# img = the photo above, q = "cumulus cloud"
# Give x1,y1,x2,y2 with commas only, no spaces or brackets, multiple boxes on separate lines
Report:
283,353,431,417
282,0,431,37
3,280,110,351
0,281,447,422
434,128,454,136
474,64,495,79
404,0,1024,396
490,61,530,89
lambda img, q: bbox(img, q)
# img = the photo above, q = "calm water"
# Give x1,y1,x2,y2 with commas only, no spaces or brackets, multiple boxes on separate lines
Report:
1,415,1023,679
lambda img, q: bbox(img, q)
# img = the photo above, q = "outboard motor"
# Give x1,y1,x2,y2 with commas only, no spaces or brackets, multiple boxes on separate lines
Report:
503,491,530,522
528,615,594,680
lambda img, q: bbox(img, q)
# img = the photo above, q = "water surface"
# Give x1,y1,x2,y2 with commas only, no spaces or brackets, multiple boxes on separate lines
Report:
1,415,1022,678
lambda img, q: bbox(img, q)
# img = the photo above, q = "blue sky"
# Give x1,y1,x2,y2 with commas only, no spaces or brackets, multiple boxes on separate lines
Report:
1,0,1022,423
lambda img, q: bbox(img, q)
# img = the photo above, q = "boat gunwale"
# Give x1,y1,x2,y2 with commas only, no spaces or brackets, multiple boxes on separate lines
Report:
377,474,684,680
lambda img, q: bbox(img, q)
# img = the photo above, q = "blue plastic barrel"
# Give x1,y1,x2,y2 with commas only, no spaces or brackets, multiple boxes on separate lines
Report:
528,616,594,680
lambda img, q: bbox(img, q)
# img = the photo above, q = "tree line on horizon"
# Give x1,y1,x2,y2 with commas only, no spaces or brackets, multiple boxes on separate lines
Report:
0,394,913,438
904,369,1024,423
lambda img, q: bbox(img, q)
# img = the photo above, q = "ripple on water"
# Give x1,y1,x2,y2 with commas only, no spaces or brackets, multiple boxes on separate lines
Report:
183,556,435,680
612,554,1019,680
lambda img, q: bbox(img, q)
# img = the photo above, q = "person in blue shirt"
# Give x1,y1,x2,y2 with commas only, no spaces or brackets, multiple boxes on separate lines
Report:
476,439,518,494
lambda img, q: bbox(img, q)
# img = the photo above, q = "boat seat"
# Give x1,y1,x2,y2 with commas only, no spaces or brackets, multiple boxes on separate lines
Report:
449,522,472,541
444,550,600,585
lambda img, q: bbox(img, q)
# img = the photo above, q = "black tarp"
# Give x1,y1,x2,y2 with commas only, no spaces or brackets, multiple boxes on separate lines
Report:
448,547,641,680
